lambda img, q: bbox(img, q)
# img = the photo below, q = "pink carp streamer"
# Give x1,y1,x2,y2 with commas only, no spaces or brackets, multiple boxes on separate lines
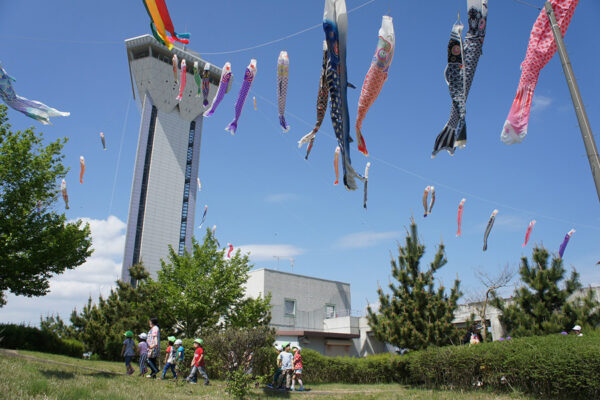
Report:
298,41,329,160
172,54,178,83
456,198,466,237
204,62,232,117
558,228,575,258
333,147,340,185
501,0,579,144
227,243,234,258
483,209,498,251
253,96,257,110
355,15,395,156
100,132,106,150
61,179,69,210
79,156,85,184
522,220,536,247
422,186,435,217
176,59,187,101
225,59,257,135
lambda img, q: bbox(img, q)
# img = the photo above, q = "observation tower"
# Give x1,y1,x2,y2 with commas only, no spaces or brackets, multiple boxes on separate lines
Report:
121,35,232,283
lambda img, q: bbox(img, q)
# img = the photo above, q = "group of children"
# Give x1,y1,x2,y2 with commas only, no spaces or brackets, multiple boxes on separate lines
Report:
120,330,209,385
269,342,304,391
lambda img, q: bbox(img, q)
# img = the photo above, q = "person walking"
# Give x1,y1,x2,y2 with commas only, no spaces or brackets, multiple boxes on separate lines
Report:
186,338,209,385
121,331,136,375
160,336,177,380
137,333,148,376
291,346,304,392
277,343,294,390
146,318,161,378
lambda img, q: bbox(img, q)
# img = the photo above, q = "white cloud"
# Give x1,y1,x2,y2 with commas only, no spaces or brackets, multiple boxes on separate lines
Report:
264,193,297,203
1,215,126,325
532,95,552,112
334,231,400,249
236,244,304,261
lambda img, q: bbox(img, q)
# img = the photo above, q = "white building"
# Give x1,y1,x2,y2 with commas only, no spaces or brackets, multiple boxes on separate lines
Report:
245,269,388,357
121,35,231,283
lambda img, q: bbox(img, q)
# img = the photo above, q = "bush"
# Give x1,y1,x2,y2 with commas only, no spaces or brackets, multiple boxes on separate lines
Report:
410,334,600,399
0,323,84,358
300,348,411,384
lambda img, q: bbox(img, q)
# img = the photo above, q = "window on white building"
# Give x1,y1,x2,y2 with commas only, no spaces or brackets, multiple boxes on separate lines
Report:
326,304,336,319
284,299,296,316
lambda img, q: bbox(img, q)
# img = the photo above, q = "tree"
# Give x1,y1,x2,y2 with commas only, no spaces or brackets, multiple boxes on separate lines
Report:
367,220,462,350
158,231,271,338
491,246,600,337
465,265,515,341
69,263,165,359
0,105,92,306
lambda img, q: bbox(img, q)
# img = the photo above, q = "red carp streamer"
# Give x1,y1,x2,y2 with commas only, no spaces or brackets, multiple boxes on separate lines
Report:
79,156,85,184
456,198,466,237
522,220,536,247
333,146,340,185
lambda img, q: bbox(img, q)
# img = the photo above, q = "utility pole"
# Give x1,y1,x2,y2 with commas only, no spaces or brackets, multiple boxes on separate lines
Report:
545,1,600,203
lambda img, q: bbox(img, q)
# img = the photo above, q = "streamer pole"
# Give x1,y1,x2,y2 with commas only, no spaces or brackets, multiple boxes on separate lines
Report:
545,1,600,203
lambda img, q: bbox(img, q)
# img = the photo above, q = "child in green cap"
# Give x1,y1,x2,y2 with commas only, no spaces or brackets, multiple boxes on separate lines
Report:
160,336,178,379
121,331,135,375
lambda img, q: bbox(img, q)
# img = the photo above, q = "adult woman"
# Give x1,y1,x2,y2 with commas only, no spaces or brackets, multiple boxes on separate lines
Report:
146,317,161,378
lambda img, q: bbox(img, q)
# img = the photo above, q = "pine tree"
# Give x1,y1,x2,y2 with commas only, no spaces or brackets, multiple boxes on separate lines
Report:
367,220,462,350
491,246,600,337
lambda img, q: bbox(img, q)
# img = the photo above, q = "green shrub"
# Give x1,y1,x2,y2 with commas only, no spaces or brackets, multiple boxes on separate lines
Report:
300,348,411,384
410,334,600,399
0,323,84,358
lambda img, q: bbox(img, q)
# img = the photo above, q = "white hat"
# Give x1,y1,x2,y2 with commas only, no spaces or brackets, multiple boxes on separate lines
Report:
572,325,582,331
174,339,182,345
139,332,147,339
275,344,282,351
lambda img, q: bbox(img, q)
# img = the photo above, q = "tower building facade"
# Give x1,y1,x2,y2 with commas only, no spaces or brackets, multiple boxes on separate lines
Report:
121,35,231,282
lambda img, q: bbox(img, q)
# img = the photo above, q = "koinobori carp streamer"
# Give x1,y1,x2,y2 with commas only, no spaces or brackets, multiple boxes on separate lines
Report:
204,62,232,117
277,51,290,132
225,59,257,135
501,0,578,144
355,15,395,156
298,41,329,160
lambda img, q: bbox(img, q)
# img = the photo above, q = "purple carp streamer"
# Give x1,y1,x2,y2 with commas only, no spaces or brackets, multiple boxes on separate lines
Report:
363,162,371,209
432,21,465,157
355,15,395,156
298,41,329,160
198,204,207,229
0,64,69,125
277,51,290,132
204,62,232,117
61,179,69,210
324,0,362,191
225,59,257,134
433,0,488,156
501,0,578,144
558,229,575,258
483,209,498,251
202,63,210,107
522,220,536,247
100,132,106,150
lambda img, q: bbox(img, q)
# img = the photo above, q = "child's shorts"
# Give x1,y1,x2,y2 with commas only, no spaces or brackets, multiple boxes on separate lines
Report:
294,369,302,375
124,356,133,366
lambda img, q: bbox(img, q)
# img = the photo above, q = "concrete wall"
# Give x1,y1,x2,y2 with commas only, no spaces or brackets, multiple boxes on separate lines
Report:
246,269,352,331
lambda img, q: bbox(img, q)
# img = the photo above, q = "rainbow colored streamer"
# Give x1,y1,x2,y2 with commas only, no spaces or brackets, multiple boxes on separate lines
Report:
142,0,190,50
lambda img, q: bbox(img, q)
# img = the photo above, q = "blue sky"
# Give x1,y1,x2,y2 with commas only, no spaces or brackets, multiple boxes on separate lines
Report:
1,0,599,324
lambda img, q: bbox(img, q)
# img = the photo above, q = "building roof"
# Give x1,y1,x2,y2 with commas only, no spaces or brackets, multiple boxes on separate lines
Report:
251,268,350,287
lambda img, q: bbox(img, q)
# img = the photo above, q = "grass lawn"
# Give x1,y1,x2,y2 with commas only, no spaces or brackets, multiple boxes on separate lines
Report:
0,349,533,399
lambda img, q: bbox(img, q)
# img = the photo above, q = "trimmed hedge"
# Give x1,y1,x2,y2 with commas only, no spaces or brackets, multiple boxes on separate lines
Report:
410,334,600,399
0,324,84,358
